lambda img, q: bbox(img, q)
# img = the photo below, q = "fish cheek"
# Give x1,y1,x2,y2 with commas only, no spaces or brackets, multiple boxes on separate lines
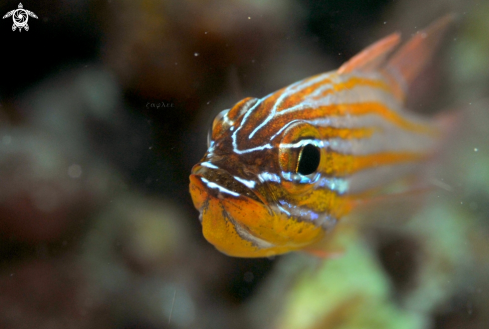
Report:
191,176,324,257
222,198,324,248
201,197,260,257
200,198,293,258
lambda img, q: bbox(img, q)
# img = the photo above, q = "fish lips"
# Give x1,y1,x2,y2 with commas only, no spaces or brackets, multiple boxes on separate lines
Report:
189,164,265,208
189,166,278,257
189,165,326,257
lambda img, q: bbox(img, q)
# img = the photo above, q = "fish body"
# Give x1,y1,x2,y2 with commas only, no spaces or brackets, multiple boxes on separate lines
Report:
189,16,453,257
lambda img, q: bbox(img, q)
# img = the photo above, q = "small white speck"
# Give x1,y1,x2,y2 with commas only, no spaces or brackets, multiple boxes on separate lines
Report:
474,148,478,152
383,21,387,24
207,101,211,105
149,146,153,150
204,31,208,34
68,164,82,179
194,52,199,57
248,17,251,19
2,135,11,145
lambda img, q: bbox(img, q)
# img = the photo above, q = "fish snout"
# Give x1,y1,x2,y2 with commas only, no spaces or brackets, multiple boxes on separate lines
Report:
189,164,264,205
189,165,325,257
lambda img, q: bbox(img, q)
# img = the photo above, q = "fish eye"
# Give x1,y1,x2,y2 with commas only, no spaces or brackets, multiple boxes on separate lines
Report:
296,144,320,176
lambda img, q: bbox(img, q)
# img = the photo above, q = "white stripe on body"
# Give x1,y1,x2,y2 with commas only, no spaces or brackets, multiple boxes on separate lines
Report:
248,73,333,138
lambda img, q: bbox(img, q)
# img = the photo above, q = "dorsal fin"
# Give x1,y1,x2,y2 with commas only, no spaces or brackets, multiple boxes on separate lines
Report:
382,14,455,100
338,15,454,101
337,33,401,74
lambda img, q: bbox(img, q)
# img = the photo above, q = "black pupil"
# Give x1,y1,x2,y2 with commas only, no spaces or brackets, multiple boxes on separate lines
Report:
297,144,320,175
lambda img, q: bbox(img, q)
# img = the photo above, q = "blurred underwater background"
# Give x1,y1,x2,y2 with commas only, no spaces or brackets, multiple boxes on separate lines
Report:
0,0,489,328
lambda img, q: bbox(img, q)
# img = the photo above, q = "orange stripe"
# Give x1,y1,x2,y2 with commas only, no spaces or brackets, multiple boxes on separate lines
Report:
350,152,424,173
307,76,391,100
321,151,425,176
278,76,389,111
280,76,333,107
292,102,437,136
333,76,391,93
317,126,375,139
337,102,437,135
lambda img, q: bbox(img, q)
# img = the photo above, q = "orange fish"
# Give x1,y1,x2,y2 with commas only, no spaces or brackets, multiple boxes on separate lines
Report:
189,16,454,257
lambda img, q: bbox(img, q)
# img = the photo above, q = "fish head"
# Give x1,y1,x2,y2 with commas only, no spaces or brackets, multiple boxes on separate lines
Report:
190,97,345,257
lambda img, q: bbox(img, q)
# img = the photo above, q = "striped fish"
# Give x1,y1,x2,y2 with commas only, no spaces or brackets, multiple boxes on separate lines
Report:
189,16,454,257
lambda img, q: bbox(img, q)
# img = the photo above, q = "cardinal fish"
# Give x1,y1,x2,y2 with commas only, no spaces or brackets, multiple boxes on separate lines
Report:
189,16,454,257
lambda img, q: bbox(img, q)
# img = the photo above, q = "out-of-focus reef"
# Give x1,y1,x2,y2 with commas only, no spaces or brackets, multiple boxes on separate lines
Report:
0,0,488,328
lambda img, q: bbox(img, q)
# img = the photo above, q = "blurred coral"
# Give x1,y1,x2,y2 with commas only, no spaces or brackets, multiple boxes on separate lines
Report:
0,259,109,329
101,0,301,113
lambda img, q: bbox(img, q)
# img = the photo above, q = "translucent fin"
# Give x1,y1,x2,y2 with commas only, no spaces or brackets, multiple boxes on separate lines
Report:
338,15,455,101
345,181,434,228
382,14,455,100
337,33,401,74
301,224,355,259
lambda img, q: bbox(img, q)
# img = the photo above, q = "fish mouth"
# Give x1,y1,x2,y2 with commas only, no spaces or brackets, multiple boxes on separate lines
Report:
189,164,279,257
189,163,326,258
189,163,266,206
